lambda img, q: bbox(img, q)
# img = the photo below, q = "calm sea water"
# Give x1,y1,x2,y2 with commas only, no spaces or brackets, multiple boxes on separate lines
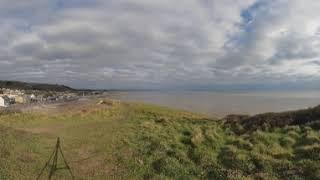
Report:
110,91,320,117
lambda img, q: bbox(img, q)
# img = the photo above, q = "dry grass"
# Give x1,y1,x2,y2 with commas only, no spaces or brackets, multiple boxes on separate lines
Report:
0,99,320,179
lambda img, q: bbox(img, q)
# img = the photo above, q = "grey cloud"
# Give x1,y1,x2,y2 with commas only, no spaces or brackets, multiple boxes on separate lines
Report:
214,0,320,84
0,0,320,89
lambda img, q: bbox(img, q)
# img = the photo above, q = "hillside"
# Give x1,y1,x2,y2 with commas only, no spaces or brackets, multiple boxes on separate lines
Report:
0,80,74,91
0,100,320,179
225,105,320,133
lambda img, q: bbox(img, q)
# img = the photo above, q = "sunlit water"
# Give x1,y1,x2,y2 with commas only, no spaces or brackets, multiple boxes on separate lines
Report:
109,91,320,117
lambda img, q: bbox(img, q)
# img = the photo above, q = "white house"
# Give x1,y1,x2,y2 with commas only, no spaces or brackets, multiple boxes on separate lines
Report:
0,96,10,107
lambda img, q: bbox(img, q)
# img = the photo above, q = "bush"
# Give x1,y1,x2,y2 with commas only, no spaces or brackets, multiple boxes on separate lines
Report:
250,131,276,146
250,152,274,172
191,128,204,147
284,125,301,132
304,135,320,145
301,126,313,133
219,145,255,173
308,120,320,130
151,157,195,178
295,145,320,160
287,130,300,139
280,136,296,148
205,165,228,180
231,138,253,151
297,160,320,179
273,151,293,160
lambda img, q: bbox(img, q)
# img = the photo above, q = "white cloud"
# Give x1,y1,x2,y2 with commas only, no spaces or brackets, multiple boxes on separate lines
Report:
0,0,319,89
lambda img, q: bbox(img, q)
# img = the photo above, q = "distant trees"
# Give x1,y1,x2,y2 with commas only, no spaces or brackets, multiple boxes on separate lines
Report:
0,80,74,92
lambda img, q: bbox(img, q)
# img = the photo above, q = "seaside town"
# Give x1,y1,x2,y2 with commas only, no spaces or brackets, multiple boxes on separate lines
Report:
0,88,104,108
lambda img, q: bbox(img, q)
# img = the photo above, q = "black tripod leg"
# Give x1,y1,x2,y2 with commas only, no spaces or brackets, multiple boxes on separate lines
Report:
58,146,75,179
36,147,56,180
48,145,59,180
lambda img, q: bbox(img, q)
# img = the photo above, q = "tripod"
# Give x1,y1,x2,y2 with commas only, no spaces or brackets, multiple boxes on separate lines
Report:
36,137,74,180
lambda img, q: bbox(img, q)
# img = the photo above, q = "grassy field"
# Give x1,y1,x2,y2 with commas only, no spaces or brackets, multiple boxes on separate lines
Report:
0,100,320,179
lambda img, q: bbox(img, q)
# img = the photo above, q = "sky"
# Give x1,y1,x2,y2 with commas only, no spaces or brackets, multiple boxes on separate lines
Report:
0,0,320,90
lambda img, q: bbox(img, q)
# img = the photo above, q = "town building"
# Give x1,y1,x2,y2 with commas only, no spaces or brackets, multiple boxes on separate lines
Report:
0,96,10,107
14,95,27,104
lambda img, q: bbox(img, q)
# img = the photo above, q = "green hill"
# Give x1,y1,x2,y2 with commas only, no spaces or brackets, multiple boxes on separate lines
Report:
0,80,74,91
0,101,320,179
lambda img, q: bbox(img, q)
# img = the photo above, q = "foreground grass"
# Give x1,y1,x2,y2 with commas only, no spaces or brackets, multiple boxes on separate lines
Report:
0,101,320,179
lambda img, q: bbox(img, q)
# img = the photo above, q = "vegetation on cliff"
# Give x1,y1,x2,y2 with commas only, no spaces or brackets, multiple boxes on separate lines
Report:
0,101,320,179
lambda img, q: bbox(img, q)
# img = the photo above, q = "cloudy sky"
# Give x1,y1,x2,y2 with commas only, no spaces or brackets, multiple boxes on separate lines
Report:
0,0,320,89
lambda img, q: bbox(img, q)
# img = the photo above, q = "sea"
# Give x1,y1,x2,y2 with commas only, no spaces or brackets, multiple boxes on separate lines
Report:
110,91,320,118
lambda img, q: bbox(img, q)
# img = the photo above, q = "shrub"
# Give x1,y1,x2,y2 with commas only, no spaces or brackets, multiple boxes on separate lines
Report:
301,131,320,145
203,127,224,146
191,128,204,146
297,159,320,179
287,130,300,139
219,145,255,173
250,131,276,146
308,120,320,130
233,123,245,134
231,138,253,151
301,126,313,133
140,136,169,155
253,172,278,180
151,157,195,178
295,144,320,160
205,164,228,180
284,125,301,132
279,136,296,148
190,146,211,164
273,151,293,160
